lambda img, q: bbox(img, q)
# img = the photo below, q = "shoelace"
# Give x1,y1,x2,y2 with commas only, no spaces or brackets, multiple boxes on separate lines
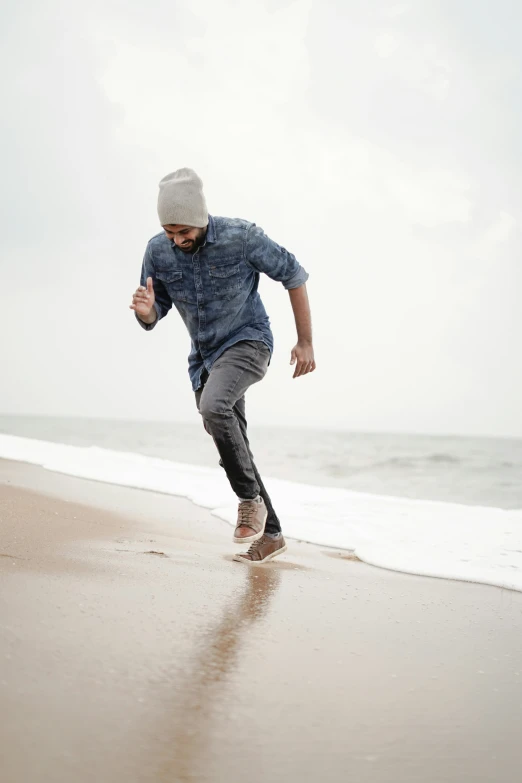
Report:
238,501,256,527
246,537,266,556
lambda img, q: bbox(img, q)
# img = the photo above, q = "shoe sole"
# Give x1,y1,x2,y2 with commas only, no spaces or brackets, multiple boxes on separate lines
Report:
233,509,268,544
233,545,287,564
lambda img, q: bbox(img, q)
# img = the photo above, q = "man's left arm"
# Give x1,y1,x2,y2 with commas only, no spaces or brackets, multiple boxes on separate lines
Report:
288,283,315,378
245,224,316,378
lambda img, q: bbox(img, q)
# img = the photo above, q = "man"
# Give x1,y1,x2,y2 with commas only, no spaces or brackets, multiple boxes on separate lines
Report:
130,168,315,563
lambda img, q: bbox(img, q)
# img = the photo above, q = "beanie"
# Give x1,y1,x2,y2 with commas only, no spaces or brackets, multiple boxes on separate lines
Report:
157,168,208,227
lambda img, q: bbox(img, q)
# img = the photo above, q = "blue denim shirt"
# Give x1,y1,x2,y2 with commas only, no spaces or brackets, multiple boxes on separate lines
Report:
136,215,309,391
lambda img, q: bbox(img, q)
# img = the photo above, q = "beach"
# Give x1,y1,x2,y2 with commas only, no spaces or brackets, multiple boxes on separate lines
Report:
1,457,521,783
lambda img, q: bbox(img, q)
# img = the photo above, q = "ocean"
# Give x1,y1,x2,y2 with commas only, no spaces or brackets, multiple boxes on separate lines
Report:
1,415,521,591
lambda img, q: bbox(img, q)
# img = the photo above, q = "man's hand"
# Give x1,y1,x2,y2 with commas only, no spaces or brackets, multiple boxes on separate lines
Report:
130,277,157,323
290,341,316,379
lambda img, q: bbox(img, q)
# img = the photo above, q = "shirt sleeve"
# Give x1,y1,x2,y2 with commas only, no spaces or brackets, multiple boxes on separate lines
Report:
135,243,172,331
244,224,309,290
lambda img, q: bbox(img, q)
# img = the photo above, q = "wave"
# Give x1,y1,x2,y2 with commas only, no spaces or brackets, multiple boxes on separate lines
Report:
1,433,521,592
425,453,461,464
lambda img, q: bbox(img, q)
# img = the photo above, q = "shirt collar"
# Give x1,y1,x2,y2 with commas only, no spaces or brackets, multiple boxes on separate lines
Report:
205,214,216,244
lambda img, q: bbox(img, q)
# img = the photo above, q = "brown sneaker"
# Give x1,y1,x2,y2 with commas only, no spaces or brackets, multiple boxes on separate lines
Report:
233,497,268,544
233,534,287,564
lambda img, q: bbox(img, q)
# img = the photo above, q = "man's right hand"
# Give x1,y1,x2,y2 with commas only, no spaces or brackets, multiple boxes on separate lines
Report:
130,277,157,323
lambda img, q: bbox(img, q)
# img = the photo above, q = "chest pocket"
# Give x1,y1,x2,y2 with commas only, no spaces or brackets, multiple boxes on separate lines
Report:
208,260,242,299
155,269,193,303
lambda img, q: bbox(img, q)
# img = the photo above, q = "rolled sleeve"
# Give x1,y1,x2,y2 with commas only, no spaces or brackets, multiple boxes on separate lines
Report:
135,244,172,330
245,224,309,290
135,302,163,331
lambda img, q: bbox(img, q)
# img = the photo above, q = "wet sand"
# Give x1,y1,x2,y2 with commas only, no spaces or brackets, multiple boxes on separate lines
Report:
1,458,521,783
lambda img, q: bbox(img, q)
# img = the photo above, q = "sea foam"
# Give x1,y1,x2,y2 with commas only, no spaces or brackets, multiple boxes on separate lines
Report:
1,433,521,591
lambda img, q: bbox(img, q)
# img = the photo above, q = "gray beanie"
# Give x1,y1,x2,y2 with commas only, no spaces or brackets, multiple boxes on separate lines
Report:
157,168,208,228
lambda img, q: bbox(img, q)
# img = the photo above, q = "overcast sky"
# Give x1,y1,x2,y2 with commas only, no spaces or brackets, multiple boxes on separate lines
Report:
2,0,521,437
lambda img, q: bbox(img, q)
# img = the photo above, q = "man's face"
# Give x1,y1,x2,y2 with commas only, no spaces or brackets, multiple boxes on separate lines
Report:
163,224,207,253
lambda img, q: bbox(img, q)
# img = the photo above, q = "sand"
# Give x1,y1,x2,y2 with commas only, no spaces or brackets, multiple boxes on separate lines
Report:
1,458,521,783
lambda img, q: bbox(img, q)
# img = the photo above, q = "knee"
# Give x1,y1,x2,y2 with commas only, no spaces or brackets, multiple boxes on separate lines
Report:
199,396,231,425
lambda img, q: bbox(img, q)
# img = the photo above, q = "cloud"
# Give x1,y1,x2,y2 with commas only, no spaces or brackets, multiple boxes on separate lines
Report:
374,32,401,58
384,3,410,18
483,211,516,244
92,0,312,147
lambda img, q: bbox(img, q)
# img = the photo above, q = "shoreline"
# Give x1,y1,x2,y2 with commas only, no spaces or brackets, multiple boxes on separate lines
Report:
1,458,521,782
2,432,522,593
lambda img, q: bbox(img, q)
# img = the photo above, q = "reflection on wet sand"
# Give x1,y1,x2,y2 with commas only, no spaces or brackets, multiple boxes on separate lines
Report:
159,565,282,781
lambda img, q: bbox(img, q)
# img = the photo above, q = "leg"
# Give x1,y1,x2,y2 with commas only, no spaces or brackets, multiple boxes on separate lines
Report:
194,341,269,500
233,395,282,536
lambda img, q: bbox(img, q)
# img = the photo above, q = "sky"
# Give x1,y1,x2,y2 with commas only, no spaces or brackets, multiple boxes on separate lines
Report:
2,0,521,437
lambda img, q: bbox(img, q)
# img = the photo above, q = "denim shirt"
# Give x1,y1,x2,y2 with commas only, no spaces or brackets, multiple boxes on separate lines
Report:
136,214,309,391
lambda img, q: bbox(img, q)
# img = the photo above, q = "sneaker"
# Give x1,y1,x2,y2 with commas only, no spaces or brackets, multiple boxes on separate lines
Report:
233,496,268,544
233,534,287,564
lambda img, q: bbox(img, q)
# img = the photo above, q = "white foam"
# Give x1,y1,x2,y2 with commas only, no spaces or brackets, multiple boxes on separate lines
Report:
2,433,521,591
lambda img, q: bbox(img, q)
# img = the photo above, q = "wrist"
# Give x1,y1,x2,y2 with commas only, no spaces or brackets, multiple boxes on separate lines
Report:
138,307,157,325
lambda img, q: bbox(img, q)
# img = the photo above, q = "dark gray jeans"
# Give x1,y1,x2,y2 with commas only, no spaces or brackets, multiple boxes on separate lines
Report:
195,340,282,536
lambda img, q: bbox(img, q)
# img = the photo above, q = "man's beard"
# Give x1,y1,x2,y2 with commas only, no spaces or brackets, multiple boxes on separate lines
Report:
179,230,205,253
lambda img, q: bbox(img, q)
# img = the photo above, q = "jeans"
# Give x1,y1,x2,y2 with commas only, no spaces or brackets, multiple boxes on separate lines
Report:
195,340,282,536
